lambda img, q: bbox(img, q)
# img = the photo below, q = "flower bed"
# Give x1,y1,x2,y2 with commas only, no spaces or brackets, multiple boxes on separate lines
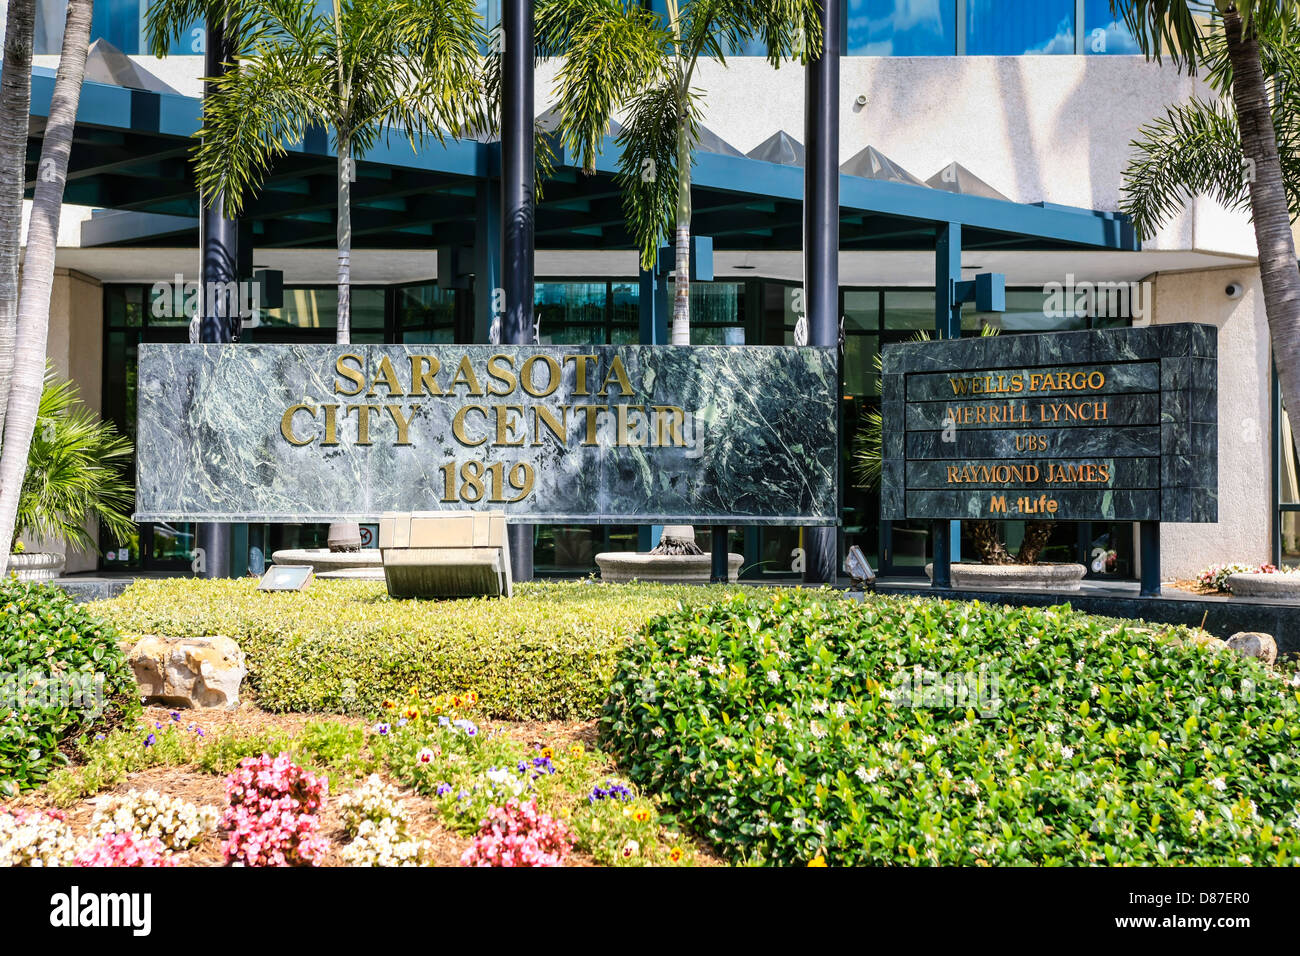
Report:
92,579,733,720
600,591,1300,866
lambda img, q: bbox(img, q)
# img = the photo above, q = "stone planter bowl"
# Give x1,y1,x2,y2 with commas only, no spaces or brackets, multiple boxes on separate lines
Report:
7,551,66,582
1226,572,1300,599
271,547,384,580
596,551,744,584
925,562,1087,591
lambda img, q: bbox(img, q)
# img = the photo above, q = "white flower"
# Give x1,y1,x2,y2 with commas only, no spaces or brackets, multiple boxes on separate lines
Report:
810,721,828,740
1209,776,1228,793
766,670,780,685
774,759,787,777
854,765,880,784
1060,746,1074,760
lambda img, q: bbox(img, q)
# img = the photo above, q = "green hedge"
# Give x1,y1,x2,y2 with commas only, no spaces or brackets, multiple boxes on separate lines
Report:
1,578,140,795
93,578,732,720
600,591,1300,866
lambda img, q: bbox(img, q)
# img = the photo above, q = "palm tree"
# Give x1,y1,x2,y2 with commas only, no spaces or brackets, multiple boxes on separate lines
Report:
13,367,135,553
147,0,488,339
0,0,95,577
147,0,486,551
1116,0,1300,448
0,0,36,439
537,0,818,554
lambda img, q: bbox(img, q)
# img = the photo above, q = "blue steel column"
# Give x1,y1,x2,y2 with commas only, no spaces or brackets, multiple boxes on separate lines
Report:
501,0,534,580
802,0,840,586
931,222,965,588
196,18,238,579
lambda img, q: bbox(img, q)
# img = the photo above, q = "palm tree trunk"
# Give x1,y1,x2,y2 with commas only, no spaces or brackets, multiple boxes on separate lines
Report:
336,135,351,345
652,108,700,556
0,0,93,574
325,132,360,552
1224,9,1300,450
0,0,36,440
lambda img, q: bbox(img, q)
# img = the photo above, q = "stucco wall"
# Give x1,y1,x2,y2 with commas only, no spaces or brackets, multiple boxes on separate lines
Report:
38,267,104,573
1149,265,1273,578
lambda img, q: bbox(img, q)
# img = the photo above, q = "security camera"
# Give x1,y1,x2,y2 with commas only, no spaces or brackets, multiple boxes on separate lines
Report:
1225,282,1244,299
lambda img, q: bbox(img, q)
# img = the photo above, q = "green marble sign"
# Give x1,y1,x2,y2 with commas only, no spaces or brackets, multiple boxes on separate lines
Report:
881,324,1218,523
135,344,839,525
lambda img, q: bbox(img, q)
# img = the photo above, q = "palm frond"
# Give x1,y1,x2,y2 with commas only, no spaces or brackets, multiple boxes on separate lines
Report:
9,367,134,553
538,0,669,174
615,80,696,270
1121,94,1300,238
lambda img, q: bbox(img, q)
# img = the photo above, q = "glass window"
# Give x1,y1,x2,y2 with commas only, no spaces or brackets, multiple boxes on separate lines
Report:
965,0,1074,55
535,282,607,344
1083,0,1141,55
396,284,456,343
262,287,385,331
847,0,958,56
883,290,935,330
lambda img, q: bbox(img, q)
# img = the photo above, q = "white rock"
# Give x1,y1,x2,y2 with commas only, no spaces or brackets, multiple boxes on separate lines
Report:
127,635,247,709
1225,632,1278,666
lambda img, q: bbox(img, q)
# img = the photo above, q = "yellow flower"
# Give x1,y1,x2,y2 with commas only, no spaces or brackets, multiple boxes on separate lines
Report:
382,699,397,710
569,744,584,757
404,707,420,721
668,846,683,863
633,808,652,823
807,855,827,867
541,746,554,759
467,691,479,704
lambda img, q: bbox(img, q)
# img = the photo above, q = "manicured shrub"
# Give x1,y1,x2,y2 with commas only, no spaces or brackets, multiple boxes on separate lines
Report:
460,798,572,867
221,753,330,867
601,590,1300,866
0,578,140,795
93,579,732,720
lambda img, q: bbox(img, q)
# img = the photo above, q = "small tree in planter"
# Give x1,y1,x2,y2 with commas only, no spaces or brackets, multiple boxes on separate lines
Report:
6,368,134,578
853,328,1058,568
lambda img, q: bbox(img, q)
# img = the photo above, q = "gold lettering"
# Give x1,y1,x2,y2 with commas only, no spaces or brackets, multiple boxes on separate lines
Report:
494,404,525,446
281,404,316,445
451,356,484,396
452,405,488,446
580,405,608,445
367,355,405,397
564,355,597,396
598,355,634,396
385,404,420,445
335,354,365,396
346,404,380,445
486,354,517,396
521,354,561,397
409,355,443,397
533,405,567,445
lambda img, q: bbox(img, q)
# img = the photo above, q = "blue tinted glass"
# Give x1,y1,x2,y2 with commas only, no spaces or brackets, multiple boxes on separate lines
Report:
1083,0,1141,54
847,0,957,56
965,0,1074,55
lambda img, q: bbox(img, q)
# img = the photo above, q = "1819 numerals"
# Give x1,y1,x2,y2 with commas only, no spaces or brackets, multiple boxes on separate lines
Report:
439,460,535,503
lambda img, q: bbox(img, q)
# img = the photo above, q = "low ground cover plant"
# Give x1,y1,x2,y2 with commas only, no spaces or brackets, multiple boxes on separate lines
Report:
221,753,330,867
601,591,1300,866
0,579,139,795
92,579,733,720
1195,561,1297,592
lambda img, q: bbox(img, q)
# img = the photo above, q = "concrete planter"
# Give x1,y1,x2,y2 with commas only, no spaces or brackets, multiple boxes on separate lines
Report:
7,551,66,582
925,562,1087,591
596,551,743,584
1226,572,1300,599
271,547,384,580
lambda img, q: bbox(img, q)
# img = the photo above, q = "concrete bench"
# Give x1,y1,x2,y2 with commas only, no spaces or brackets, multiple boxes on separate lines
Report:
378,511,513,598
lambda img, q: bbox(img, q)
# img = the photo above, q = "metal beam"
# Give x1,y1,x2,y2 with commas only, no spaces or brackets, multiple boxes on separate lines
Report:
803,0,840,587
